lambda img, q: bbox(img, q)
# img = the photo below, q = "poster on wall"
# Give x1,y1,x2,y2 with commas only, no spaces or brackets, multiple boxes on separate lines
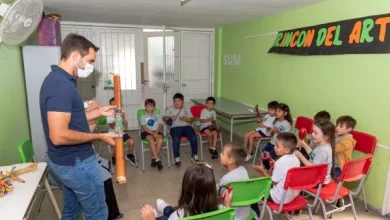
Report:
268,13,390,55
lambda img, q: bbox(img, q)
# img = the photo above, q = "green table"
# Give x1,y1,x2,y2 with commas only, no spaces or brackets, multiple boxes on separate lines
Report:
191,98,267,141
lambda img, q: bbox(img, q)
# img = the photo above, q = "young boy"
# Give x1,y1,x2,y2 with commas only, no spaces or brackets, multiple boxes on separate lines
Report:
140,99,164,170
252,132,300,204
108,97,136,166
163,93,199,166
334,115,357,177
200,97,219,159
243,101,278,162
218,142,254,220
314,110,331,123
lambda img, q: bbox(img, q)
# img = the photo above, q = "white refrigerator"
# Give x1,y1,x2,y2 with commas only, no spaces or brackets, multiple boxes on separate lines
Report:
22,46,61,162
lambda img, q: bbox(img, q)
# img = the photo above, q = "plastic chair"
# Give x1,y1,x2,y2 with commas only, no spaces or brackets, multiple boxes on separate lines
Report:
97,116,138,171
190,105,223,160
350,130,376,211
17,140,35,163
305,156,373,220
181,208,235,220
252,136,272,165
266,164,328,220
137,109,170,171
221,177,272,220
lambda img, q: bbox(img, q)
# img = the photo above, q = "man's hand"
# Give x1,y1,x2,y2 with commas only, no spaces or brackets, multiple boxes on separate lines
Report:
87,100,100,111
101,133,121,146
99,105,117,116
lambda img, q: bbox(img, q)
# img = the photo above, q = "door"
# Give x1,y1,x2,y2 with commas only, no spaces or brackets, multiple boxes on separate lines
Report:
180,31,213,107
61,26,96,101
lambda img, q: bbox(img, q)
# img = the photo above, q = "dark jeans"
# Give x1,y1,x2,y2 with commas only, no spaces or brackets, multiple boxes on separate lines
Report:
156,206,176,220
299,148,310,167
47,155,108,220
104,178,121,220
250,203,261,218
170,126,198,158
335,167,342,178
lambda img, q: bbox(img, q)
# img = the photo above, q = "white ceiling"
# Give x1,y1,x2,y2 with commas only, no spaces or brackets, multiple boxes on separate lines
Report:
43,0,324,28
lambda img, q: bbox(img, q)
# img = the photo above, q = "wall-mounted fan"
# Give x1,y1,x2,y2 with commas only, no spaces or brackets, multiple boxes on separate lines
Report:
180,0,192,6
0,0,43,45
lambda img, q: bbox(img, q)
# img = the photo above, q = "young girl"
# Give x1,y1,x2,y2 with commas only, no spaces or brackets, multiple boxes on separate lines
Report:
143,164,233,220
244,101,278,162
295,120,336,185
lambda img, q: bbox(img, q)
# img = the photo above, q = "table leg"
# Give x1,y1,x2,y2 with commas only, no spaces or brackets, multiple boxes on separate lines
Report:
45,178,62,219
230,118,234,142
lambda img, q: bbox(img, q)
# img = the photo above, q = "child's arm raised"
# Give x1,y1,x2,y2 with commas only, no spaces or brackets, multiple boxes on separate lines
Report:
295,150,313,166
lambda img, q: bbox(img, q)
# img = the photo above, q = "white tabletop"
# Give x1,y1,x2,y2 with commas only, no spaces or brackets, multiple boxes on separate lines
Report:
0,162,47,220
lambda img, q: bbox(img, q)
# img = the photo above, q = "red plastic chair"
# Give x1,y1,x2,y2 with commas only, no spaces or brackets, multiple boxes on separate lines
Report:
265,164,328,220
350,130,376,211
190,105,223,160
305,156,373,220
294,116,314,136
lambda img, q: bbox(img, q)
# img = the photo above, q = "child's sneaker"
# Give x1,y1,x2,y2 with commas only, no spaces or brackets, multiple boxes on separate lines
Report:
210,149,219,159
175,157,181,166
245,153,253,162
126,154,137,166
156,160,163,171
151,158,157,167
156,198,169,213
191,155,200,163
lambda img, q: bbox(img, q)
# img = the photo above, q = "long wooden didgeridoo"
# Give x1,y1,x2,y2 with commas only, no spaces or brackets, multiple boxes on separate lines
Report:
10,163,38,183
113,74,126,184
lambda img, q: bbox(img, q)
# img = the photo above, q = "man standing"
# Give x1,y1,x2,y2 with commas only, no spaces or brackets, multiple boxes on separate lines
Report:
40,33,118,220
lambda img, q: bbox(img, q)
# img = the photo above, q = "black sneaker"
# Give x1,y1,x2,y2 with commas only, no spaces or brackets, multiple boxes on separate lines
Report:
156,160,163,171
125,154,137,166
112,157,116,165
151,158,157,167
191,155,200,164
175,157,181,166
211,149,219,159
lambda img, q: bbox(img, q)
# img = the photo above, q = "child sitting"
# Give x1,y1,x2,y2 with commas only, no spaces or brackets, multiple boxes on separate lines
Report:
108,97,136,166
314,110,331,123
200,97,219,159
151,164,233,220
252,132,300,204
244,101,278,162
295,120,335,185
140,99,164,170
261,103,293,171
218,142,256,220
334,115,357,177
163,93,199,166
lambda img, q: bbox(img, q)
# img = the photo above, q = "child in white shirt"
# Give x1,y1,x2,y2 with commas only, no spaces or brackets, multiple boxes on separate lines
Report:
244,101,278,161
252,132,300,204
200,97,219,159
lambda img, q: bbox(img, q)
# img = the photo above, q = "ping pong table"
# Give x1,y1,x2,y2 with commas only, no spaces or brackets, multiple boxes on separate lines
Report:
191,98,267,142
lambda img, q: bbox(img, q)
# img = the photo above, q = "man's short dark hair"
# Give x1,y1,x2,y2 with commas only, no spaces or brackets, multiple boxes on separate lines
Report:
173,93,184,101
61,33,100,60
225,142,247,166
268,101,279,109
276,132,297,153
206,97,215,104
336,115,357,129
314,110,331,122
145,99,156,106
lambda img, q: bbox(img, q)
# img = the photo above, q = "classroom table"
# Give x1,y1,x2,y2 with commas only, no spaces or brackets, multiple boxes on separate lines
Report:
191,98,267,142
0,162,61,220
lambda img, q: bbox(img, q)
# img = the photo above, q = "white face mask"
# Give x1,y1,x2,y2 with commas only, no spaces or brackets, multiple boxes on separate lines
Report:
75,56,94,78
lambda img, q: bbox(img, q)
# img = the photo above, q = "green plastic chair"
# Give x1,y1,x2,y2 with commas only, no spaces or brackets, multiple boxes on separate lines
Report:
137,109,170,171
221,177,272,220
181,208,235,220
17,140,35,163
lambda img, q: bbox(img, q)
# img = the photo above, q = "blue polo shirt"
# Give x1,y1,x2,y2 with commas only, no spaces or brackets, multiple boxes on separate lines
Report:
40,65,94,166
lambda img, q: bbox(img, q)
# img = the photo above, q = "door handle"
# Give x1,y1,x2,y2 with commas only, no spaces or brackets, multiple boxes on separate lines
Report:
182,83,187,87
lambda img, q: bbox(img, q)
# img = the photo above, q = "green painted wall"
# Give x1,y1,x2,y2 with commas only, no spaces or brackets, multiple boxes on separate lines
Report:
215,0,390,210
0,45,30,166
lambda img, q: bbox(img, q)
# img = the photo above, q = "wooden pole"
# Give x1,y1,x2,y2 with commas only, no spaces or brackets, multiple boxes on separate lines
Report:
113,74,126,184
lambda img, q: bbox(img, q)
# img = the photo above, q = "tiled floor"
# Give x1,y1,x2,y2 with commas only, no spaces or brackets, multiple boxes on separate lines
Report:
35,130,387,220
